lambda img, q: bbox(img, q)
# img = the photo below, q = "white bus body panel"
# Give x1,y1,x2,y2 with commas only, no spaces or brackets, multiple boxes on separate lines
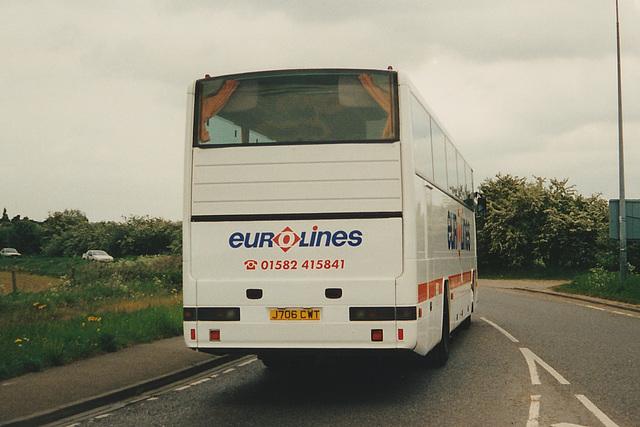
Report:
184,71,477,358
185,142,407,352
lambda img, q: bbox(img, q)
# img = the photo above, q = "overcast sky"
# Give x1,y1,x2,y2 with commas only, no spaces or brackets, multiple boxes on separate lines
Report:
2,1,639,222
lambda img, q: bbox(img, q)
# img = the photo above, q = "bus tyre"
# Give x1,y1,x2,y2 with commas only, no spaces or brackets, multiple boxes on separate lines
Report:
427,295,450,367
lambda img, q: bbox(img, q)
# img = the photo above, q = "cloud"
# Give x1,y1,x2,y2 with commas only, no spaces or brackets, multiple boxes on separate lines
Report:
0,0,639,221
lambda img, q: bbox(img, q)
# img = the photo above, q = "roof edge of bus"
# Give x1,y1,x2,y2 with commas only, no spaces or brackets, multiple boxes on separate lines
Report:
197,67,399,82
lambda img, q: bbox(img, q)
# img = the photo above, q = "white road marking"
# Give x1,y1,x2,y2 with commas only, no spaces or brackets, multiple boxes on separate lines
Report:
526,395,541,427
519,348,570,385
612,310,636,318
575,394,620,427
191,378,211,386
551,423,587,426
222,368,236,374
581,304,638,319
174,385,191,391
238,358,258,367
480,317,520,343
94,413,113,419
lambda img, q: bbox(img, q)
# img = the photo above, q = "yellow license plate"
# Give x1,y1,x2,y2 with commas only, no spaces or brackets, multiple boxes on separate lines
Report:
270,308,320,321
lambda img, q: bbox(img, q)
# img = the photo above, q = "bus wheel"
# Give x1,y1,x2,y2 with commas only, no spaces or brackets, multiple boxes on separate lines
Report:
427,294,450,367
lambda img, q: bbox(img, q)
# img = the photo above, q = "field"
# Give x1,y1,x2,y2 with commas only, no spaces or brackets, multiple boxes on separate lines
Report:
0,271,63,294
0,255,183,381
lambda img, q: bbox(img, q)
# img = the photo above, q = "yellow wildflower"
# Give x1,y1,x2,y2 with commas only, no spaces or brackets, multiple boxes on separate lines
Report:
15,338,22,343
39,305,46,310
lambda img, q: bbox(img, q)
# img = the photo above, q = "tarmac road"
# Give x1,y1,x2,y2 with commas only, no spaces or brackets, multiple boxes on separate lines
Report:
1,279,639,426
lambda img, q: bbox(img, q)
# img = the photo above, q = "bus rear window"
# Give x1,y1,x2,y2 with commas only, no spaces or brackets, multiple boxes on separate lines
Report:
194,70,399,147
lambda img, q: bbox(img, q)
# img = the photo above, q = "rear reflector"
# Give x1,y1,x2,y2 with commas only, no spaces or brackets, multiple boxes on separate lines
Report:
210,329,220,341
183,308,197,321
396,306,417,320
371,329,384,342
398,329,404,340
349,306,417,321
190,329,196,340
198,308,241,321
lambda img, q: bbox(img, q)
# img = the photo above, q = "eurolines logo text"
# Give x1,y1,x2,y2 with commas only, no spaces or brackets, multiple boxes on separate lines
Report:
229,226,363,253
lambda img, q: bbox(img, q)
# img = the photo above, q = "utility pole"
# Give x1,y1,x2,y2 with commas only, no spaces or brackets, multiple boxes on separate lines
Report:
616,0,627,280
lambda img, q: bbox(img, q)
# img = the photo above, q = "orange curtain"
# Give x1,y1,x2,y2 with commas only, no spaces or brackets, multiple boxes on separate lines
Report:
199,80,240,142
358,74,395,139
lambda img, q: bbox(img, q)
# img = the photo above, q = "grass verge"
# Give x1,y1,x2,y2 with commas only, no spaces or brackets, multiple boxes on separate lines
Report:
0,255,183,382
553,267,640,305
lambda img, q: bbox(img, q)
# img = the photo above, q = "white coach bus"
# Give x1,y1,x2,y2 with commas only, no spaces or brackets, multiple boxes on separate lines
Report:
183,68,478,366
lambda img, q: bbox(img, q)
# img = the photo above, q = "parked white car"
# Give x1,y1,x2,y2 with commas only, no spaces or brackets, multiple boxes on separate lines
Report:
0,248,21,257
82,250,114,262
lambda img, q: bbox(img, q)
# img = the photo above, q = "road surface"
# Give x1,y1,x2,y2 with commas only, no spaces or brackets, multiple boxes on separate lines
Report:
57,286,640,426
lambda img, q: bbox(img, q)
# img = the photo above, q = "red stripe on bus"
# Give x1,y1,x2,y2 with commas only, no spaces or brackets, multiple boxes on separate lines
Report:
418,279,442,303
418,270,474,303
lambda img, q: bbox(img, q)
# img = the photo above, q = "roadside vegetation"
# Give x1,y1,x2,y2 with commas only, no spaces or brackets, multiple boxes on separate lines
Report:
0,209,183,381
477,174,640,305
554,267,640,305
0,254,182,381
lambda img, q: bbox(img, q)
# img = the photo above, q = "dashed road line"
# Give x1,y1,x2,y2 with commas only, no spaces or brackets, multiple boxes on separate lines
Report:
526,395,541,427
480,316,519,342
239,358,258,367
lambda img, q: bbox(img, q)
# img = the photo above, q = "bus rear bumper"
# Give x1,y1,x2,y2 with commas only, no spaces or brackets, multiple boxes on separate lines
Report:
184,321,419,354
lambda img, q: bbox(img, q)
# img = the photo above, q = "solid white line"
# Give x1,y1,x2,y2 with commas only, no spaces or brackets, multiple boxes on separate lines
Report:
575,394,619,427
481,317,520,343
519,348,570,385
526,395,541,427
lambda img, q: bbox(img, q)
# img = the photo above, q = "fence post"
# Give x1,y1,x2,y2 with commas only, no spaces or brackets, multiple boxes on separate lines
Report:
12,269,17,293
71,267,76,280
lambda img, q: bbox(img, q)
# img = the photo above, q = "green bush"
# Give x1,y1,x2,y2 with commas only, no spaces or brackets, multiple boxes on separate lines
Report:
478,175,623,271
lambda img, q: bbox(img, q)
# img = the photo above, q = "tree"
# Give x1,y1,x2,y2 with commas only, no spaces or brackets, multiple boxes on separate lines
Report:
43,209,89,236
477,174,618,270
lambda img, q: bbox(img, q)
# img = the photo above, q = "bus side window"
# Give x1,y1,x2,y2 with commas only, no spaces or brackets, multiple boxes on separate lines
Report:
445,138,458,197
411,96,433,180
431,120,447,190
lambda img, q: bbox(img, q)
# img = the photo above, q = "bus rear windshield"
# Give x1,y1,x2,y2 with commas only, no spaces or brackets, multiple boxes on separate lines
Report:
194,70,399,147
